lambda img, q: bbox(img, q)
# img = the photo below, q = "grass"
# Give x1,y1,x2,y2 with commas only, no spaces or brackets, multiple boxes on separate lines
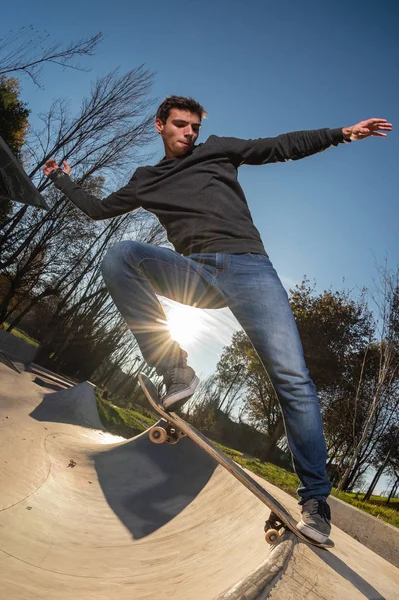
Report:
215,442,301,496
332,490,399,528
95,389,156,438
1,323,39,347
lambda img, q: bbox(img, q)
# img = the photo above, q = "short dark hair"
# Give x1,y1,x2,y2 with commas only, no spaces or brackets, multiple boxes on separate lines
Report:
156,96,207,123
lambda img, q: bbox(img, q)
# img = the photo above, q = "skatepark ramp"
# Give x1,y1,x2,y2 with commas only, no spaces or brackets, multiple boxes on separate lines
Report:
0,362,398,599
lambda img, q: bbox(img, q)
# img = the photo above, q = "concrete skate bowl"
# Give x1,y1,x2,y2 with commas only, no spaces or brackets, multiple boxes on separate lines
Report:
0,362,398,600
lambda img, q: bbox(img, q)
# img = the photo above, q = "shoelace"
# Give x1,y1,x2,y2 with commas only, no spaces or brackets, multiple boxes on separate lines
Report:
163,368,182,386
308,499,331,521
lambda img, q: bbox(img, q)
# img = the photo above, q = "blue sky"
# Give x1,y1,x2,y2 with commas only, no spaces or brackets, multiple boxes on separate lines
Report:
2,0,398,492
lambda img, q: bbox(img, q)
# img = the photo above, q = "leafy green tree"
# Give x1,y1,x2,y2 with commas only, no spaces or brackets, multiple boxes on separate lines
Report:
0,76,29,156
216,331,283,456
0,76,30,222
364,424,399,502
290,278,374,394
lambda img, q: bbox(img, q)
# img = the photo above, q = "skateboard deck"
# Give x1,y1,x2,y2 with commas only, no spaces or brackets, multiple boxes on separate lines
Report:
139,373,334,549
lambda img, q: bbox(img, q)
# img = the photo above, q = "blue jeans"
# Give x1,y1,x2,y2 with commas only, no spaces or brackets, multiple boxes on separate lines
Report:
101,241,332,502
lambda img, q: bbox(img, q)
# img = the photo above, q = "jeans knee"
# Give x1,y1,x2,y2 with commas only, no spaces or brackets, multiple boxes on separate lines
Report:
101,240,131,280
102,240,147,286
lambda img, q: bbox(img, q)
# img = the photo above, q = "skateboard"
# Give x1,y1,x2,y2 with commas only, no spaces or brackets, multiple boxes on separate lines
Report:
139,373,334,549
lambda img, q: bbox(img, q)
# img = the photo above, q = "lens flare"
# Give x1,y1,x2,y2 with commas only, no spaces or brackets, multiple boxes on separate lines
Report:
164,301,205,345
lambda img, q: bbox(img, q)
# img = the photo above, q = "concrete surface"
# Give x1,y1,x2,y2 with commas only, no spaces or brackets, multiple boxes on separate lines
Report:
329,494,399,568
0,362,398,599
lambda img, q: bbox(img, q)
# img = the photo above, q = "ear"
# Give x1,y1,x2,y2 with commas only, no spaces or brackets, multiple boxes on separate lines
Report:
155,118,165,135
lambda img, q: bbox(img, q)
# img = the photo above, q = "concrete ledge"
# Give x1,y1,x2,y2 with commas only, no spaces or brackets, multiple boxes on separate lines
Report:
329,495,398,567
216,534,295,599
0,351,21,373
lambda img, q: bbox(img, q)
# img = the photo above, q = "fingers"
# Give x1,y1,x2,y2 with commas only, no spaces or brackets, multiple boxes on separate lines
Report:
365,118,392,129
368,118,388,123
352,118,393,141
62,160,72,174
44,158,58,169
43,158,73,177
43,158,59,176
369,123,392,136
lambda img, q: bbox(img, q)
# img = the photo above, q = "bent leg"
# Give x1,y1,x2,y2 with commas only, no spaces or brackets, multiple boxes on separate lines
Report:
101,241,224,373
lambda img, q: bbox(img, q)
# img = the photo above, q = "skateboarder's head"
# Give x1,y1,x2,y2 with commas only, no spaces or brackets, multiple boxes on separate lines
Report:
155,96,206,159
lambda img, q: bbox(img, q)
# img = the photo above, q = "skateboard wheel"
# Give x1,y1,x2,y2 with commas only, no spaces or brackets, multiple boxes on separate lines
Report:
265,529,279,544
149,426,168,444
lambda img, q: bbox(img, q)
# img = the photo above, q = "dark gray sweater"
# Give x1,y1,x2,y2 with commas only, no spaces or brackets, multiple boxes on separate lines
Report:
51,128,346,256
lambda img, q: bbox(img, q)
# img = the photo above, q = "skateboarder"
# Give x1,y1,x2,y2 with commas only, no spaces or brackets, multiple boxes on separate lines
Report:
44,97,391,544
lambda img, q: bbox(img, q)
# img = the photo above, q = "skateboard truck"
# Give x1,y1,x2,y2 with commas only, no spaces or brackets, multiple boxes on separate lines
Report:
149,418,186,445
264,511,286,544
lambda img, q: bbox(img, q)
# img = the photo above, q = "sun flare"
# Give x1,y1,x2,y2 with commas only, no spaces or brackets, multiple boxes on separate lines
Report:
164,302,206,346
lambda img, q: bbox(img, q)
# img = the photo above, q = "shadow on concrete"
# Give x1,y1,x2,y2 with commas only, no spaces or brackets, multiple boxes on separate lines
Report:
30,389,218,541
310,545,386,600
92,434,218,539
30,384,105,430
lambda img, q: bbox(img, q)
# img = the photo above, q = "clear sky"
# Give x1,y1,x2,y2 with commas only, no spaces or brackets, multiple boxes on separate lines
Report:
2,0,397,493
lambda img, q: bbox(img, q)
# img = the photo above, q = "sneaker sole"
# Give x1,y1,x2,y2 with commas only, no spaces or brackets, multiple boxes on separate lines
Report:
162,376,200,411
296,520,330,544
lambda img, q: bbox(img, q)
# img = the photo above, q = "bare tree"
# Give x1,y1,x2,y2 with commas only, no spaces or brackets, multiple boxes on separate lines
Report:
0,61,166,381
30,211,165,369
0,65,157,326
0,26,103,88
1,65,155,261
337,263,399,490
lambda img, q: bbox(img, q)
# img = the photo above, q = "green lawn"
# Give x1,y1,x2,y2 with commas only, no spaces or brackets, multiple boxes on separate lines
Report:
332,490,399,527
96,390,156,438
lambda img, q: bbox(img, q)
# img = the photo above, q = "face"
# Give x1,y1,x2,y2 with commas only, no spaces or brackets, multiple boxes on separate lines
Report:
156,108,201,158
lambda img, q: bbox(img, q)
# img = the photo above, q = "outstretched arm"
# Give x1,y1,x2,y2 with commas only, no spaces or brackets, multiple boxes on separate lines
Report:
43,159,140,220
210,118,392,167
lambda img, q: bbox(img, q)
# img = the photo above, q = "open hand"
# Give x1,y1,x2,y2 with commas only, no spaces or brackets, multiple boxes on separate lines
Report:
43,159,72,177
343,118,392,141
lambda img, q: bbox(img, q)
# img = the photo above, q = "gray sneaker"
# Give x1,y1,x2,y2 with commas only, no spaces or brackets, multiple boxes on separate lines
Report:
297,498,331,543
161,366,199,411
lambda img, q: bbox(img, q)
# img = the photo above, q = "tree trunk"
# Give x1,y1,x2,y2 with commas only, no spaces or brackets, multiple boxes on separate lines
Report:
364,449,392,501
386,476,399,505
259,417,285,460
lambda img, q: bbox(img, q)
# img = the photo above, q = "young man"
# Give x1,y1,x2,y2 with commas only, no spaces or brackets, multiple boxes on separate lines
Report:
44,97,391,543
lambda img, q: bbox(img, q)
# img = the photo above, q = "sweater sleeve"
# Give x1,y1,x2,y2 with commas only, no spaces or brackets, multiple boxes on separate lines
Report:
208,128,346,167
50,170,140,220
